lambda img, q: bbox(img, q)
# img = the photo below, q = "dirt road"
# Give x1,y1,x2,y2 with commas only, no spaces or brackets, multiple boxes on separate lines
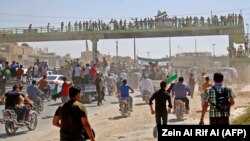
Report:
1,84,249,141
30,84,250,141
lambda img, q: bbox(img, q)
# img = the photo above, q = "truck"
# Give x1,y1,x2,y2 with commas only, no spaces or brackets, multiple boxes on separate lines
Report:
80,83,98,104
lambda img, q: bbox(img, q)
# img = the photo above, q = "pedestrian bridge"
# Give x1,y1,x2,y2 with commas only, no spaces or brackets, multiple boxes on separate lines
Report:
0,25,245,45
0,24,246,62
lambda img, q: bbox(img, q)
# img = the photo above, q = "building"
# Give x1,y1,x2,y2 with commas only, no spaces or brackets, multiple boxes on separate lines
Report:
0,42,64,69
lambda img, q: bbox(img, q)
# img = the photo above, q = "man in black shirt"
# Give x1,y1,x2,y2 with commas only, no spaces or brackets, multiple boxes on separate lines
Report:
53,86,95,141
149,81,172,126
4,84,29,123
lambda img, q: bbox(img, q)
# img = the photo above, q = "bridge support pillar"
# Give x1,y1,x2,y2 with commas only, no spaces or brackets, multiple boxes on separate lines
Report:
229,36,234,49
91,39,99,64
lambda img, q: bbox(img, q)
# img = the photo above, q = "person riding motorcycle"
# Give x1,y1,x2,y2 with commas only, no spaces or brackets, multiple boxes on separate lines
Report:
18,84,33,106
107,73,116,95
118,79,134,111
27,80,44,106
172,76,192,114
4,84,30,123
140,74,154,98
37,75,50,98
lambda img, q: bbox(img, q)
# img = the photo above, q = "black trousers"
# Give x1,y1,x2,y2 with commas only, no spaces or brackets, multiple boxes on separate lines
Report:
97,90,102,105
210,117,229,125
155,111,168,126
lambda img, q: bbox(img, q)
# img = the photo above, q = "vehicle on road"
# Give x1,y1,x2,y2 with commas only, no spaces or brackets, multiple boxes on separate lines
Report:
80,84,98,104
141,90,151,104
0,106,38,135
174,99,186,120
46,75,65,94
119,98,131,117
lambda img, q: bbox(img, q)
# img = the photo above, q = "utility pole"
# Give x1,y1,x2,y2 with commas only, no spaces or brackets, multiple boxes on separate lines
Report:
147,51,150,58
116,40,118,63
246,23,249,54
178,45,180,54
195,38,197,56
212,43,216,58
85,40,89,51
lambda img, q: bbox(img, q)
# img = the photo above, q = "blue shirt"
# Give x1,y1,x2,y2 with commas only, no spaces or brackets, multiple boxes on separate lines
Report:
172,82,191,98
119,84,131,98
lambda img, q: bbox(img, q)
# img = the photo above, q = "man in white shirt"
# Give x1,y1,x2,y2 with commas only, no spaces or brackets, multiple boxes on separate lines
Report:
140,75,154,95
74,64,82,85
120,70,128,80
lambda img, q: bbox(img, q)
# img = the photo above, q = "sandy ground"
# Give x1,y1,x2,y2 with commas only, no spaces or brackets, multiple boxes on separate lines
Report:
31,84,250,141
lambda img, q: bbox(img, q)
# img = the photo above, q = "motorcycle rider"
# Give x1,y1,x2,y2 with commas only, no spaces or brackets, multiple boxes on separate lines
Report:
172,76,192,114
140,74,154,99
116,77,123,96
107,73,116,95
4,84,30,123
37,75,50,98
0,65,6,104
118,79,134,111
27,80,44,106
18,84,33,106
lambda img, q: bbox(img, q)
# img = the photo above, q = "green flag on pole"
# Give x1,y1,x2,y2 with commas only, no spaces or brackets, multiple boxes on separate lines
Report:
166,74,178,85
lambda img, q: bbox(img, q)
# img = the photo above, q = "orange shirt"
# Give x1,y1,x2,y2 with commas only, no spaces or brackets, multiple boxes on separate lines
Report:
202,82,212,92
38,79,48,89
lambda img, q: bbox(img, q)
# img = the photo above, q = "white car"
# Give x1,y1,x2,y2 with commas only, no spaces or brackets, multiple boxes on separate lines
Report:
46,70,54,76
47,75,65,93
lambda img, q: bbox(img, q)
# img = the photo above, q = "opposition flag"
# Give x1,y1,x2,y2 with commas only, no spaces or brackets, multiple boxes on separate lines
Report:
166,73,178,85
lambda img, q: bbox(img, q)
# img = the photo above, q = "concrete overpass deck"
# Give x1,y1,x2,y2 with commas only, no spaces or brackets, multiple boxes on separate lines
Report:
0,25,245,43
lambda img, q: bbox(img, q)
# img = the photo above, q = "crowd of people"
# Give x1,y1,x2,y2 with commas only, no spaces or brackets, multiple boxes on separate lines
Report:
0,54,238,141
41,12,244,33
2,11,245,34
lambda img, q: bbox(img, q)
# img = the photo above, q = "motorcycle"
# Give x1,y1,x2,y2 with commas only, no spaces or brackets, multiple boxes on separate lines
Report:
174,99,185,120
119,98,131,117
0,106,38,135
39,86,51,102
32,100,44,114
141,90,151,104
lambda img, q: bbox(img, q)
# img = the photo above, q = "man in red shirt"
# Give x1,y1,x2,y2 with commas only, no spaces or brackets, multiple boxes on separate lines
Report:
61,77,72,103
89,64,97,82
16,65,24,80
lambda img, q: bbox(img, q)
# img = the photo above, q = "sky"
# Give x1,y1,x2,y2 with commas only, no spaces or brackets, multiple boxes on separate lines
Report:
0,0,250,59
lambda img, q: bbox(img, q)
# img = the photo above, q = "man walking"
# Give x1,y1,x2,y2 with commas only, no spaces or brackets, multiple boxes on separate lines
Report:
53,86,95,141
199,72,235,125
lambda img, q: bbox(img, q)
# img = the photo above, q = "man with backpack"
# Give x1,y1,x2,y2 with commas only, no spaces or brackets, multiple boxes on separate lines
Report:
199,72,235,125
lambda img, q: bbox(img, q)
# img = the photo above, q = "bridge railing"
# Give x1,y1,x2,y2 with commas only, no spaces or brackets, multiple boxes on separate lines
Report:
0,26,59,35
0,17,245,37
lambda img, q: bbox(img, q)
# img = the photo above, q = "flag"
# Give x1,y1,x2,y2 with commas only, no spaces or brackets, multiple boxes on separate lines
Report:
166,74,178,85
